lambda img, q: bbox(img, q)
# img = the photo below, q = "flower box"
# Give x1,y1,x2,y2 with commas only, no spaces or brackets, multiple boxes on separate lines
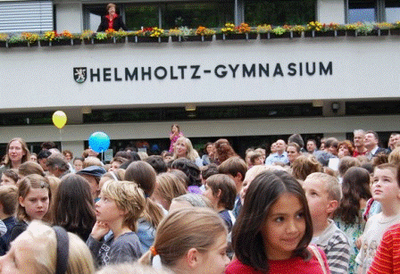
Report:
52,39,74,46
390,29,400,35
336,30,346,36
72,39,82,45
132,36,169,43
304,30,335,38
171,35,213,42
375,29,389,36
346,30,357,37
269,32,291,39
8,41,38,48
259,33,269,39
93,38,114,44
83,39,93,45
0,41,7,48
114,37,127,43
40,40,73,47
40,40,51,47
292,32,302,38
215,33,257,40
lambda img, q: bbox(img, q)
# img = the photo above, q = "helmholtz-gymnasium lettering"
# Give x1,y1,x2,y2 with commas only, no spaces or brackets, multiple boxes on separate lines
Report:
74,61,333,83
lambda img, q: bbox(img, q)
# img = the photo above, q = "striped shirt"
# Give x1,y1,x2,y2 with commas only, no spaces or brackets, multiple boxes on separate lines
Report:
312,219,351,274
368,223,400,274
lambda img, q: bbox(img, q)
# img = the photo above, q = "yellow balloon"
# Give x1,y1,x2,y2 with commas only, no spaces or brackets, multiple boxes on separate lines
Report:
52,111,67,129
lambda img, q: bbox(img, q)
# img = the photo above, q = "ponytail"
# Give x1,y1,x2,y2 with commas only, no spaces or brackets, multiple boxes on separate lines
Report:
143,198,164,228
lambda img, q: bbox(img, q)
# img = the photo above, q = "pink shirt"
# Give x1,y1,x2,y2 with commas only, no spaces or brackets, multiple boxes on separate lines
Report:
226,250,330,274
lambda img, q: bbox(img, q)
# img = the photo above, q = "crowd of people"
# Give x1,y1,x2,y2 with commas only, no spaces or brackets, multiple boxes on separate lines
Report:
0,128,399,273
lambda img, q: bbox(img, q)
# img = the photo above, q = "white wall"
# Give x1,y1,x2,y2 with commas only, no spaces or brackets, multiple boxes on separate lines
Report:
0,36,399,111
55,3,82,33
317,0,346,24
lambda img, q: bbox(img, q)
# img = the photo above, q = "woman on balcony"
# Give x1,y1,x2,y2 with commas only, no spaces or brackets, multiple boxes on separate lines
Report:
97,3,127,32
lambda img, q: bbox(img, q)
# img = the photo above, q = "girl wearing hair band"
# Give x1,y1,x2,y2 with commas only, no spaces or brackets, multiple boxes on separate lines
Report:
87,180,146,267
226,170,330,274
8,174,51,245
0,220,95,273
139,207,230,274
98,169,125,191
125,161,165,252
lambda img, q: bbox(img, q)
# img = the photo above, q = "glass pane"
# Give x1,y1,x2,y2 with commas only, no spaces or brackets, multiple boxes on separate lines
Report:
125,4,159,30
348,0,376,23
162,1,234,29
386,8,400,22
245,0,316,26
386,0,400,23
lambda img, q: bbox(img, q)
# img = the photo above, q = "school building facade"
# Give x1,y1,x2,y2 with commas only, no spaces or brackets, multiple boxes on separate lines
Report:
0,0,399,157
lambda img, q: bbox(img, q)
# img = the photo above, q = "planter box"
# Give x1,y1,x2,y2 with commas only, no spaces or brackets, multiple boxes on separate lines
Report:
215,33,257,40
72,39,82,45
346,30,357,37
133,36,169,43
52,39,74,46
93,38,114,44
171,35,213,42
269,32,291,39
40,40,51,47
39,39,73,46
0,41,7,48
114,37,127,43
260,32,300,39
305,30,335,38
83,39,93,45
336,30,346,37
8,41,37,48
292,31,302,38
390,29,400,35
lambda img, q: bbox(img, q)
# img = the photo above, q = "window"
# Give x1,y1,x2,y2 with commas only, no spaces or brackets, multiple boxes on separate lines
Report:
385,0,400,22
346,100,400,115
83,4,120,31
244,0,316,26
348,0,376,23
83,103,322,124
347,0,398,23
125,3,159,30
161,1,234,29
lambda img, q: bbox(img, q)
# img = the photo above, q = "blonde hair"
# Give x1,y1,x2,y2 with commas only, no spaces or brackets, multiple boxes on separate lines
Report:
305,172,342,202
102,169,125,181
43,175,61,223
139,207,227,267
125,161,165,228
154,173,187,210
172,137,199,161
23,220,94,274
101,180,146,231
83,157,103,168
389,147,400,165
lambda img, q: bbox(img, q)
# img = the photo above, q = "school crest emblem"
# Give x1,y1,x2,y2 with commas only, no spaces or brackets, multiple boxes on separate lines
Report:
74,67,87,83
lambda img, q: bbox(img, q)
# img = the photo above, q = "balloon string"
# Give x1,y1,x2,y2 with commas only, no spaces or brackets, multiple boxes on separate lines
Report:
59,128,63,151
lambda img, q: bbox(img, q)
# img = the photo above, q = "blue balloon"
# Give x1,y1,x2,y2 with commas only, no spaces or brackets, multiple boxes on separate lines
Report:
89,132,110,153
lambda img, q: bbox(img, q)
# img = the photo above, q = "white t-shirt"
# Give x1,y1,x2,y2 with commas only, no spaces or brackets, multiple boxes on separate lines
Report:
355,212,400,273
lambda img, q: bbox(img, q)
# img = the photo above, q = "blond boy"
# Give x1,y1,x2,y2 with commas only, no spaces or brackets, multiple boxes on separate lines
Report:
356,163,400,274
303,172,350,274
